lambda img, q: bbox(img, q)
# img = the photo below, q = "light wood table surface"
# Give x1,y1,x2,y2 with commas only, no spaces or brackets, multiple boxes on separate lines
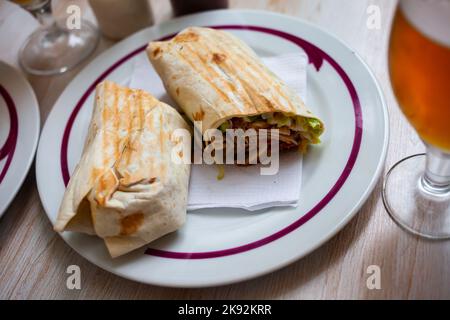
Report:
1,0,449,299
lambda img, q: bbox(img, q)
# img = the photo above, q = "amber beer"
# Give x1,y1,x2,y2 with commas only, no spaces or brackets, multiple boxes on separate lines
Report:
389,0,450,152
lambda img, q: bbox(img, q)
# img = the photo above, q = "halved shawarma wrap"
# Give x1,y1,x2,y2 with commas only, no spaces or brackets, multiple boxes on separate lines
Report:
147,27,324,154
54,81,191,258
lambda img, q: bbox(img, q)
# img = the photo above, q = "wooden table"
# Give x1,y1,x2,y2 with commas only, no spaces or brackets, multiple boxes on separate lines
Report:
1,0,449,299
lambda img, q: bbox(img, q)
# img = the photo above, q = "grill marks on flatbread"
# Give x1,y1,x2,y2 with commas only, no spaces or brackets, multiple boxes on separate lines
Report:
191,28,294,113
147,27,317,133
97,84,147,197
55,81,191,258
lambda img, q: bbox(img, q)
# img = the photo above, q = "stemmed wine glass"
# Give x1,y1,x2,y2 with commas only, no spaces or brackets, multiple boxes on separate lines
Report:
13,0,99,75
383,0,450,238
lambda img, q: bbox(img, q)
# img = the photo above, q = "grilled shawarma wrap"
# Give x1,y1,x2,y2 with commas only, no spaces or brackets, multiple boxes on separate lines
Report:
54,81,191,258
147,27,324,153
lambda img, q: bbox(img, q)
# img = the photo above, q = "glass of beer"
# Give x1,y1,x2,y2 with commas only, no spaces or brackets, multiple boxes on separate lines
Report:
383,0,450,238
12,0,99,75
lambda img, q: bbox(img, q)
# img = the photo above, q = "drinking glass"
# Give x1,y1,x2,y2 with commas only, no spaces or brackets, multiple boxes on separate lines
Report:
383,0,450,238
14,0,99,75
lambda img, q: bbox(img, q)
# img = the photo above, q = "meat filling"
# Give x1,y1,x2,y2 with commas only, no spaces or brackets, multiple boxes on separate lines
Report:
227,117,302,151
204,117,307,165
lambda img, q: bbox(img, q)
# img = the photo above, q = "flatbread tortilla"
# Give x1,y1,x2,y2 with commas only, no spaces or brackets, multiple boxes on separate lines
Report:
54,81,191,258
147,27,323,152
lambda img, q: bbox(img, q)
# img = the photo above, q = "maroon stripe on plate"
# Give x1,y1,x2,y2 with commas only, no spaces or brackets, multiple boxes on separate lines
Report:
0,85,18,184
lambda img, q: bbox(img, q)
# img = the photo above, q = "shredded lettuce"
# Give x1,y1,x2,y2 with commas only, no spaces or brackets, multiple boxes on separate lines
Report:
275,116,292,128
304,117,323,143
217,164,225,180
307,118,322,131
219,121,230,132
243,115,261,122
293,117,305,131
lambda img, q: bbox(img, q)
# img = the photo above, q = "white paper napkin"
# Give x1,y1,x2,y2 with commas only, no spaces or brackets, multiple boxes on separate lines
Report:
129,51,307,211
0,1,39,71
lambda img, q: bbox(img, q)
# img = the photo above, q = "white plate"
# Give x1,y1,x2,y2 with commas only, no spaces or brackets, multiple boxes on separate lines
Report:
0,62,40,218
36,10,388,287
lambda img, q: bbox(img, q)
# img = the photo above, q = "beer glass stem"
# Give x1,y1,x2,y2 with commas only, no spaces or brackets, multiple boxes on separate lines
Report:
18,0,99,75
420,145,450,196
33,1,67,44
28,0,53,26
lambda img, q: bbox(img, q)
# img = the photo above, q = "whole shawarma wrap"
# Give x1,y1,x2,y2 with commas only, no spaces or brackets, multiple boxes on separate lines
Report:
54,81,191,258
147,27,324,154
